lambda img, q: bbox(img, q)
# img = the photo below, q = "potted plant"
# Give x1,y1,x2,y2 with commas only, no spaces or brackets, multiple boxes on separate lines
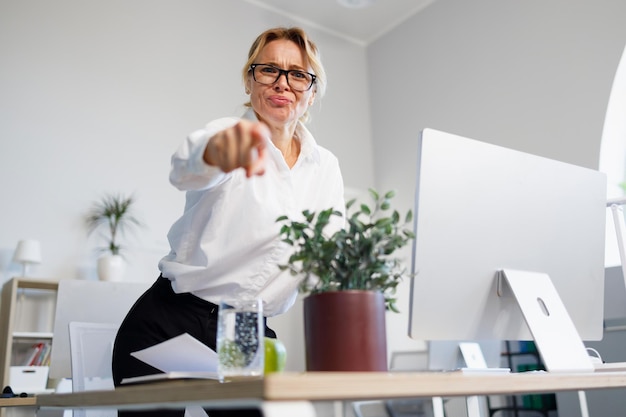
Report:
277,189,415,371
85,193,141,281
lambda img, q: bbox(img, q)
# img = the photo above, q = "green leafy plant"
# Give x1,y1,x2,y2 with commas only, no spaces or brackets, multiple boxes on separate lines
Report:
276,189,415,312
85,193,141,256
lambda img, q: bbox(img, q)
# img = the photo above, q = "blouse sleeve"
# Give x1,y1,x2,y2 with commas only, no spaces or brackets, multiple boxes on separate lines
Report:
169,117,239,191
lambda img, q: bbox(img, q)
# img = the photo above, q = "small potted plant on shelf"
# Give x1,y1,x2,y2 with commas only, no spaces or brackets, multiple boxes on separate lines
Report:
277,189,415,371
85,193,141,281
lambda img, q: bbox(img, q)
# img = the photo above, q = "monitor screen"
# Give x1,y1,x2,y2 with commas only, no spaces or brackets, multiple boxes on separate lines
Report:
409,128,607,342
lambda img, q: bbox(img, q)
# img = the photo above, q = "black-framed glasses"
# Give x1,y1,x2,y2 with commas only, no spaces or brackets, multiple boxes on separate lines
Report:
249,64,316,92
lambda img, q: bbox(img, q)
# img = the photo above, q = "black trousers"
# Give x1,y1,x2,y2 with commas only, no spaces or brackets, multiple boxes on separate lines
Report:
112,276,276,417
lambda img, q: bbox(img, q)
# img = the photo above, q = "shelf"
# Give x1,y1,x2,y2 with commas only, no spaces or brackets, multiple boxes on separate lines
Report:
12,278,58,291
12,332,54,339
490,406,555,417
501,351,540,357
488,341,554,417
0,277,59,405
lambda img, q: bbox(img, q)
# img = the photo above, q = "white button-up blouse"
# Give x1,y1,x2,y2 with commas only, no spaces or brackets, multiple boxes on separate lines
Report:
158,109,345,316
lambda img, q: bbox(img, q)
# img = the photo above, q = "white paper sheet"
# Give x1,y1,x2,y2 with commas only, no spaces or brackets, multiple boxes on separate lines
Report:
130,333,218,373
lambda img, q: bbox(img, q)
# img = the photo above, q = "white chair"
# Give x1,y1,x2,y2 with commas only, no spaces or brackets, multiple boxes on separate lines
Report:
69,321,208,417
68,321,119,417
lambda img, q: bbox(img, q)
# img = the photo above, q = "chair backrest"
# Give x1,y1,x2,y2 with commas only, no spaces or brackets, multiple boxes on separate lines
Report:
69,321,119,417
50,279,150,380
68,320,206,417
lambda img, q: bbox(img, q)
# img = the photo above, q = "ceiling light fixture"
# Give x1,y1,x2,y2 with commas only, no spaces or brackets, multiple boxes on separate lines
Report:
337,0,375,9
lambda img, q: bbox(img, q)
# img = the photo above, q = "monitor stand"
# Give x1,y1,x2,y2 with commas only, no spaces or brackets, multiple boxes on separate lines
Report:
497,269,594,372
431,269,594,417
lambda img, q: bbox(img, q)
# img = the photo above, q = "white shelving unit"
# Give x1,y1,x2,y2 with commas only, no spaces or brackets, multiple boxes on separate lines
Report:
0,277,58,395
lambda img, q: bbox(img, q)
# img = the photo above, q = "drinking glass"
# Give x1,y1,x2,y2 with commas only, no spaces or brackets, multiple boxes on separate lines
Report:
216,298,264,382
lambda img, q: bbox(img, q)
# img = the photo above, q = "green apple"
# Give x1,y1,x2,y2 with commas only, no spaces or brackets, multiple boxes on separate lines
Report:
264,337,287,373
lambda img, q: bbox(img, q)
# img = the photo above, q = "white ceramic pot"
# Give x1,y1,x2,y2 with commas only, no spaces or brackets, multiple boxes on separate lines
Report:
97,254,126,281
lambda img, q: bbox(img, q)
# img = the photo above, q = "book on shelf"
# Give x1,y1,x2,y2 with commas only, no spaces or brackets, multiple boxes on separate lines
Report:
23,342,51,366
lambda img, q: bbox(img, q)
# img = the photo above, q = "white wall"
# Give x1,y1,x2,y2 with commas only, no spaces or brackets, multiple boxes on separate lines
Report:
367,0,626,357
0,0,373,371
4,0,626,373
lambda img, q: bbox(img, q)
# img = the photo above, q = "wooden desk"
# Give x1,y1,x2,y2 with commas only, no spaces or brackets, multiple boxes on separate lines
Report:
0,397,36,408
30,371,626,411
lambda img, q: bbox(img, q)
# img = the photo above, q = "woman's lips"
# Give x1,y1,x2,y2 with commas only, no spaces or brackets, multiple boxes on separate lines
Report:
268,95,291,106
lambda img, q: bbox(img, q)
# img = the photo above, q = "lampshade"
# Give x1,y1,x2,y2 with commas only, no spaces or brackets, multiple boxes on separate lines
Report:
13,240,42,275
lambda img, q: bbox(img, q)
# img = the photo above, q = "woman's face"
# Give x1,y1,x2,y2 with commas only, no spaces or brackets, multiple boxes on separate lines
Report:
246,39,316,130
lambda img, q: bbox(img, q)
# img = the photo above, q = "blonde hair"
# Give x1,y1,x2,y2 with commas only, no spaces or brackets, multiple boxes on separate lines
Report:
242,27,326,122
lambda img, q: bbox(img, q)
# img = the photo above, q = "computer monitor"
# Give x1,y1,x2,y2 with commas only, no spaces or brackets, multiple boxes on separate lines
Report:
409,129,607,355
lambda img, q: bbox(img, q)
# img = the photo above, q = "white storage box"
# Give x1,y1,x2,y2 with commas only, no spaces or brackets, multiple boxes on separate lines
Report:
9,366,49,393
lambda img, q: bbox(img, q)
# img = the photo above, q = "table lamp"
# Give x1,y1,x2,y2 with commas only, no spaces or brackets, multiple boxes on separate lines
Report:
13,239,42,276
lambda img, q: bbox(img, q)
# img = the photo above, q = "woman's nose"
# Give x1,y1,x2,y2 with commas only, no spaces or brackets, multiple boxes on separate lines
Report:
274,72,290,90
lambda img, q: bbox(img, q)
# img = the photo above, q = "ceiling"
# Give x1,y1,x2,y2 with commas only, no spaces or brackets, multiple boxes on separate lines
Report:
244,0,436,45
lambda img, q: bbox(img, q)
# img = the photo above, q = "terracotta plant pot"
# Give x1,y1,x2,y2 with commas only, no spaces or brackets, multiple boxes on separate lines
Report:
303,290,388,371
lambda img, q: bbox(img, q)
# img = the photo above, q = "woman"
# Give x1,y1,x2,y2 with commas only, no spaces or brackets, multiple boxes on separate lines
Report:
111,27,345,416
